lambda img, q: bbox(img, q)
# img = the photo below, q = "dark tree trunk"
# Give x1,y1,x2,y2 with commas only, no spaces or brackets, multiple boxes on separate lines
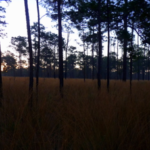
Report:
86,44,89,79
137,30,140,80
13,68,15,78
148,46,150,80
34,41,37,77
142,46,145,80
138,57,140,80
84,45,86,81
46,57,49,77
24,0,33,108
36,0,40,96
19,53,22,76
65,31,70,79
58,0,63,91
92,28,94,80
130,22,134,92
44,60,46,79
82,27,86,82
53,46,56,78
50,62,51,77
107,0,110,91
117,39,119,79
116,17,119,80
72,60,73,78
98,0,102,89
123,0,128,81
0,43,3,106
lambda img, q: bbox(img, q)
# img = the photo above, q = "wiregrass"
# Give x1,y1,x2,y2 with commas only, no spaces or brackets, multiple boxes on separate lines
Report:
0,77,150,149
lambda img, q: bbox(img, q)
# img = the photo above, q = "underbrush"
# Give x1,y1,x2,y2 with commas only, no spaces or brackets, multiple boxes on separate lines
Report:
0,77,150,150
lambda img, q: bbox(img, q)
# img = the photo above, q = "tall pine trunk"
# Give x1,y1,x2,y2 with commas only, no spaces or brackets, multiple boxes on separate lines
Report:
123,0,128,81
92,28,94,80
53,46,56,78
116,17,119,80
24,0,33,108
65,31,70,79
137,31,140,80
86,44,89,78
82,26,86,82
0,43,3,106
81,25,86,81
34,39,37,76
58,0,63,92
107,0,110,91
19,53,22,76
98,0,102,89
117,39,119,79
148,46,150,80
130,22,134,92
142,45,145,80
36,0,40,97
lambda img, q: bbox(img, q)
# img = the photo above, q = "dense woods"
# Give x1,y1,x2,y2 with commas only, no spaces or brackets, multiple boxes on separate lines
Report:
1,0,150,149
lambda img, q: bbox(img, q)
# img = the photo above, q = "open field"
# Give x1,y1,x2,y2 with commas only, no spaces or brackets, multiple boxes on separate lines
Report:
1,77,150,149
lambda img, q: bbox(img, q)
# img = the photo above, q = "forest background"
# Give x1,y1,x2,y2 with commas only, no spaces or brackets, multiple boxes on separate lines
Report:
1,0,146,82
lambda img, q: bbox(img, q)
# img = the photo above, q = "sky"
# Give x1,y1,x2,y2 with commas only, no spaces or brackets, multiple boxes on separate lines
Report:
1,0,84,57
1,0,54,52
0,0,136,59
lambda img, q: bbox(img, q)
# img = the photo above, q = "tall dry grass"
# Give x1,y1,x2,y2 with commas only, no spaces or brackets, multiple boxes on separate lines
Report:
0,77,150,149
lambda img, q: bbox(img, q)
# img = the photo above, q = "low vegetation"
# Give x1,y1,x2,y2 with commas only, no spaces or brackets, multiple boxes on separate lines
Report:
0,77,150,149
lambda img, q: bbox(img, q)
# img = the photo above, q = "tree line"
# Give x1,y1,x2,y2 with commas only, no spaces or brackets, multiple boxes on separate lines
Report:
2,34,150,82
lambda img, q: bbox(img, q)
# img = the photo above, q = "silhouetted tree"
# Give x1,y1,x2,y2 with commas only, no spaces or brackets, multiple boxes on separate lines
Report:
36,0,41,96
10,36,27,76
0,43,3,104
24,0,33,108
2,51,17,77
58,0,63,91
0,0,11,106
98,0,102,89
107,0,110,91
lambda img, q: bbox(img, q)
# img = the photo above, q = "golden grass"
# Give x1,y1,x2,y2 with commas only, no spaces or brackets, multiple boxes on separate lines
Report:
1,77,150,149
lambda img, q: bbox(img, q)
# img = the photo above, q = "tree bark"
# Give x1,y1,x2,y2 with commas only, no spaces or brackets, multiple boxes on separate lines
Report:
137,31,140,80
116,15,119,80
19,53,22,76
53,46,56,78
24,0,33,108
98,0,102,89
123,0,128,81
36,0,40,100
65,31,70,79
34,39,37,76
58,0,63,92
148,46,150,80
92,27,94,80
130,22,134,92
117,39,119,79
82,26,86,82
142,45,145,80
0,43,3,106
107,0,110,91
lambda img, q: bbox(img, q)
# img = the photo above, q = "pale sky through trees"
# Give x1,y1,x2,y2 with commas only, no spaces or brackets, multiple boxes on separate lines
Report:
1,0,54,52
0,0,132,58
1,0,83,57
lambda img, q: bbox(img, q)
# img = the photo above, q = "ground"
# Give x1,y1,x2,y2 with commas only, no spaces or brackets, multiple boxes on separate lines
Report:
0,77,150,149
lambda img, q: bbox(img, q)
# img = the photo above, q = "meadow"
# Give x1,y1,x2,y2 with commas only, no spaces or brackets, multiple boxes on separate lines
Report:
0,77,150,150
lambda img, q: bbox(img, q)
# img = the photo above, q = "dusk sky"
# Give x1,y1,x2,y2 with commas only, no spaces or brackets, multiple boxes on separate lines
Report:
0,0,137,57
1,0,55,53
1,0,81,56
